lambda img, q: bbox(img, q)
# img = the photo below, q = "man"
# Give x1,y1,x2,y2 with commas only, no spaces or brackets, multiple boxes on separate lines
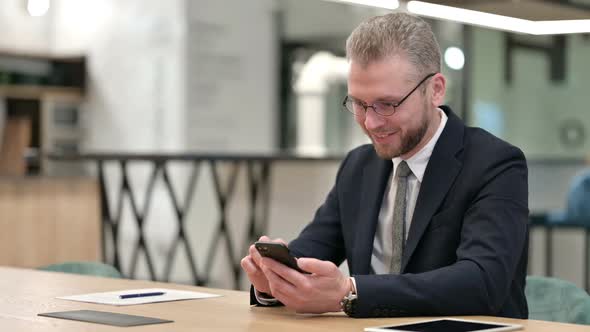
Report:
241,12,529,319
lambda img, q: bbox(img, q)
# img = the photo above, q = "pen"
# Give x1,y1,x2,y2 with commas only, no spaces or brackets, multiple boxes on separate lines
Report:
119,291,165,299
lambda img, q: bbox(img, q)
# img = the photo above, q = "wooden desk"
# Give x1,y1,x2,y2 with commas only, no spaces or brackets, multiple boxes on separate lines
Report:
0,267,587,331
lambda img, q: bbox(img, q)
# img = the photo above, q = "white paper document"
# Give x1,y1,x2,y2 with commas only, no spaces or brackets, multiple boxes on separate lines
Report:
57,288,221,306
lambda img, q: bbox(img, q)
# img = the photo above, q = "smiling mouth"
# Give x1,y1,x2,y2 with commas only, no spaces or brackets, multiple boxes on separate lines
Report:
372,131,397,139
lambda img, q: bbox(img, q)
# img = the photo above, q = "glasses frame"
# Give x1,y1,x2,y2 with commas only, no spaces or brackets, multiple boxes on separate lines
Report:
342,72,437,117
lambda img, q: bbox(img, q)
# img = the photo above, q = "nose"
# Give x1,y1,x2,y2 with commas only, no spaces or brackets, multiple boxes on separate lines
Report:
363,107,386,131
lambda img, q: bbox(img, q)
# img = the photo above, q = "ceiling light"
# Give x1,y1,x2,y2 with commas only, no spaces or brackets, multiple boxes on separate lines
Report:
27,0,50,17
444,47,464,70
407,1,590,35
326,0,400,10
407,1,536,34
534,20,590,35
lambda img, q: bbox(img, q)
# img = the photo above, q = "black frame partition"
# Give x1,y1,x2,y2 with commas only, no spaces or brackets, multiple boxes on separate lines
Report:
49,153,590,292
50,152,342,289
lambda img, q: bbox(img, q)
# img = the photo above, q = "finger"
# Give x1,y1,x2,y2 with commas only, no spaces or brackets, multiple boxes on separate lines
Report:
269,278,308,313
296,258,338,276
249,244,259,257
242,256,272,292
249,244,263,265
262,257,308,286
241,256,260,275
258,235,287,247
264,263,297,295
271,286,298,310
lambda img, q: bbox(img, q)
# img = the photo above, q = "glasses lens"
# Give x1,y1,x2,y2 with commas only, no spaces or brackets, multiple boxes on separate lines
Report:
373,102,396,116
343,97,359,114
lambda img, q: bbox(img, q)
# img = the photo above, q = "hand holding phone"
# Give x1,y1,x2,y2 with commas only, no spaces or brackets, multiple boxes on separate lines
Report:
254,241,308,273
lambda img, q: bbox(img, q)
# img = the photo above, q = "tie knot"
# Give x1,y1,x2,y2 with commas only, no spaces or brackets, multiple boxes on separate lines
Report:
395,161,412,178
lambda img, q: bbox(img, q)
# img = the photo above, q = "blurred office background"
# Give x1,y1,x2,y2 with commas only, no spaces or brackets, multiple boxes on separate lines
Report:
0,0,589,291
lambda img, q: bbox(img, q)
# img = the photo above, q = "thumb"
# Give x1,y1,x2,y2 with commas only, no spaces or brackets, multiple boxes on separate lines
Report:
258,235,271,242
297,258,339,276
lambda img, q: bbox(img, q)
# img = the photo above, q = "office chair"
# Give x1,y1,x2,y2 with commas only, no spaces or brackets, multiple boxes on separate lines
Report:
38,261,122,279
526,275,590,324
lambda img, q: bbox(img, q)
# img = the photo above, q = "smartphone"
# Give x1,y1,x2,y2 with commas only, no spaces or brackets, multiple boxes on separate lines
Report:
254,241,307,273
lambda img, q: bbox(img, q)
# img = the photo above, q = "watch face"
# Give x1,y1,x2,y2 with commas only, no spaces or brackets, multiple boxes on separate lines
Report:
342,296,357,316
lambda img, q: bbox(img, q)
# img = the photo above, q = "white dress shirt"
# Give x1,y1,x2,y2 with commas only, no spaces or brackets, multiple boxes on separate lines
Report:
370,109,447,274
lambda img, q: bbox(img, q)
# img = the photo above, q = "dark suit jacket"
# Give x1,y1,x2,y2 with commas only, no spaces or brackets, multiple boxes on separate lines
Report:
252,106,529,319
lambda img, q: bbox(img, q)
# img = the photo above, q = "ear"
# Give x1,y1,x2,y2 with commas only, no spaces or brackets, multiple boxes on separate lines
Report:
430,73,446,107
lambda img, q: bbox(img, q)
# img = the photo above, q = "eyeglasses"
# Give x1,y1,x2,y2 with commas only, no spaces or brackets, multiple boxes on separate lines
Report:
342,72,436,117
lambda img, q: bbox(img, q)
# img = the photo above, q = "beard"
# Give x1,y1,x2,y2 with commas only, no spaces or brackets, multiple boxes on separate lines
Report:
369,106,431,160
371,120,429,159
399,117,429,155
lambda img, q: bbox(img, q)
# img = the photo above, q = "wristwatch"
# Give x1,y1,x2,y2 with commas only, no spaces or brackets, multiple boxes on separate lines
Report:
340,277,358,317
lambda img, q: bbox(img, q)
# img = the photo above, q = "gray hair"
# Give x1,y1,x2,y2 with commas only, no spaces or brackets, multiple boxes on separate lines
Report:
345,12,441,79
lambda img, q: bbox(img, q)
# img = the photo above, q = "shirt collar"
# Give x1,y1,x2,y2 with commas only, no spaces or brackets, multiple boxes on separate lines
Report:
392,108,448,183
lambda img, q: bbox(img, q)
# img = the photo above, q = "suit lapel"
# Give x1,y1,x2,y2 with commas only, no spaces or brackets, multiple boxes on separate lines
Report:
353,154,392,275
402,107,464,271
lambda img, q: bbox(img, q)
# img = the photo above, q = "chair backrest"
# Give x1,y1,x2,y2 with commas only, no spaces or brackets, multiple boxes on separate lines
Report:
38,261,122,279
526,276,590,325
566,170,590,222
